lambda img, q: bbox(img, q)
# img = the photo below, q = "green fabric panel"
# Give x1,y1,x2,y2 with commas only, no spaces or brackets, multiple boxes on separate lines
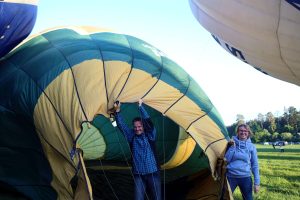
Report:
8,35,52,67
77,122,106,160
185,78,213,113
124,35,163,78
186,78,229,138
90,32,132,63
91,103,180,164
0,60,39,120
158,56,190,95
92,114,130,162
0,182,29,200
0,109,57,200
41,29,101,67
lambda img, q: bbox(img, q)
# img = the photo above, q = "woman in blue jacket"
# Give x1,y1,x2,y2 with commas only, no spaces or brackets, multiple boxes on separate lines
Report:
225,124,260,200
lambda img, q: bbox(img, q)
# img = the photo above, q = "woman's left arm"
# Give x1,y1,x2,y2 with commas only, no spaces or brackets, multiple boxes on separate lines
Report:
251,146,260,189
139,104,156,141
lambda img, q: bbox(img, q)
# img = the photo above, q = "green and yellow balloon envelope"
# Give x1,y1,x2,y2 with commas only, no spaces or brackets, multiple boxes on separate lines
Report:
0,27,230,199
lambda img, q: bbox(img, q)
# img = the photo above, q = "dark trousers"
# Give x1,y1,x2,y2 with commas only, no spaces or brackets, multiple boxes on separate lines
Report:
227,176,253,200
134,171,161,200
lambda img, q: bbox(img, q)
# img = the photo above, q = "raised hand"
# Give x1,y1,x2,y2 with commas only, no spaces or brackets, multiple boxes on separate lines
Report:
138,99,143,107
114,101,121,113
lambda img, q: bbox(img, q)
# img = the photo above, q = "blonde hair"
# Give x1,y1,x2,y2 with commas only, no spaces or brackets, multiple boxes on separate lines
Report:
236,123,252,138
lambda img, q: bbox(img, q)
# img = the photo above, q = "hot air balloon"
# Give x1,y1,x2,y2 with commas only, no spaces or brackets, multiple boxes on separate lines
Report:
0,27,231,199
0,0,38,58
189,0,300,86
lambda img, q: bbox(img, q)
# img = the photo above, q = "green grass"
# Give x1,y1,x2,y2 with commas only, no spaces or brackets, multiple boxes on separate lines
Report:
232,144,300,200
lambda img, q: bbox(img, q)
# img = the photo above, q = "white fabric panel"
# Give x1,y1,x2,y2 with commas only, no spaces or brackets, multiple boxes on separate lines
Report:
189,0,300,86
3,0,38,5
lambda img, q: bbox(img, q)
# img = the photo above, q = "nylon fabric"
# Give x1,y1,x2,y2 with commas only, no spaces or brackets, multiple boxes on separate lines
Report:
161,128,196,169
189,0,300,86
0,0,37,57
1,26,230,199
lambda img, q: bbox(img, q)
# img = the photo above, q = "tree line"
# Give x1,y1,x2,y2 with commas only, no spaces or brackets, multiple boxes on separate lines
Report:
226,106,300,143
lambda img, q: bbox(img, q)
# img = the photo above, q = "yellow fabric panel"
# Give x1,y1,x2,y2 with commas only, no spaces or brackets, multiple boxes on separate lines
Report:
34,68,84,139
33,75,76,162
102,61,132,108
34,62,102,199
162,127,196,169
74,174,91,200
164,97,207,130
74,151,93,200
141,80,186,115
33,69,81,198
114,69,159,104
72,59,107,120
38,132,76,199
141,80,206,130
207,139,228,178
187,115,228,176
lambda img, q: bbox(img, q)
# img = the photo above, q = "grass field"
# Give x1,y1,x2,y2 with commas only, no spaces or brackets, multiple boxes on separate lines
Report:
232,144,300,200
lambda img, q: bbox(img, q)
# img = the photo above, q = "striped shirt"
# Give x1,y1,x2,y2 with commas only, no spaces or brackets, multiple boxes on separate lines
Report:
115,105,158,175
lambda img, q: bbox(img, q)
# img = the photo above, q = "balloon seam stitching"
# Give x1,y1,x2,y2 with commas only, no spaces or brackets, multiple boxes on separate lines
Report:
204,138,227,153
88,35,110,109
277,0,299,81
37,127,77,172
186,113,206,131
43,35,89,123
5,59,76,169
163,75,191,115
141,52,164,99
115,35,134,101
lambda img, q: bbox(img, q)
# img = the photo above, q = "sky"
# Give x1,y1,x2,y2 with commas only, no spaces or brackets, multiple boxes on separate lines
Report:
31,0,300,125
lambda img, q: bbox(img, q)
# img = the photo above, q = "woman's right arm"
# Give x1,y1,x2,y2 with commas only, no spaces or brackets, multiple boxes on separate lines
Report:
225,145,235,162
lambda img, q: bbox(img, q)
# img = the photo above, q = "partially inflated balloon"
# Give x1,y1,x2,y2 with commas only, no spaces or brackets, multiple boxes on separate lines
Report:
0,27,231,199
189,0,300,86
0,0,38,58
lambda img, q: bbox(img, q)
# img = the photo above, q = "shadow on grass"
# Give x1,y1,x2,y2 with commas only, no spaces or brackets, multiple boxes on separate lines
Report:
261,184,299,196
257,148,300,153
262,173,300,182
258,155,300,160
286,175,300,183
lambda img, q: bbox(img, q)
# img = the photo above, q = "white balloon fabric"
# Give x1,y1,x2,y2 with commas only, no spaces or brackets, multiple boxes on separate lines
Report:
189,0,300,86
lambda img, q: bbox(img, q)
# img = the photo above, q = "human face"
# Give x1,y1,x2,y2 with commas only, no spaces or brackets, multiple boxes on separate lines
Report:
237,126,249,141
133,121,144,135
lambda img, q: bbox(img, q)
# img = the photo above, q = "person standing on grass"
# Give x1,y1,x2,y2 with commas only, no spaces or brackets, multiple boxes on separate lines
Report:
225,123,260,200
280,143,285,152
113,99,161,200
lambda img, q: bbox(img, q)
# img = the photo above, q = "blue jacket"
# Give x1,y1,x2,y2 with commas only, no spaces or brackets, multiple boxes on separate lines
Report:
115,105,159,175
225,136,260,186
